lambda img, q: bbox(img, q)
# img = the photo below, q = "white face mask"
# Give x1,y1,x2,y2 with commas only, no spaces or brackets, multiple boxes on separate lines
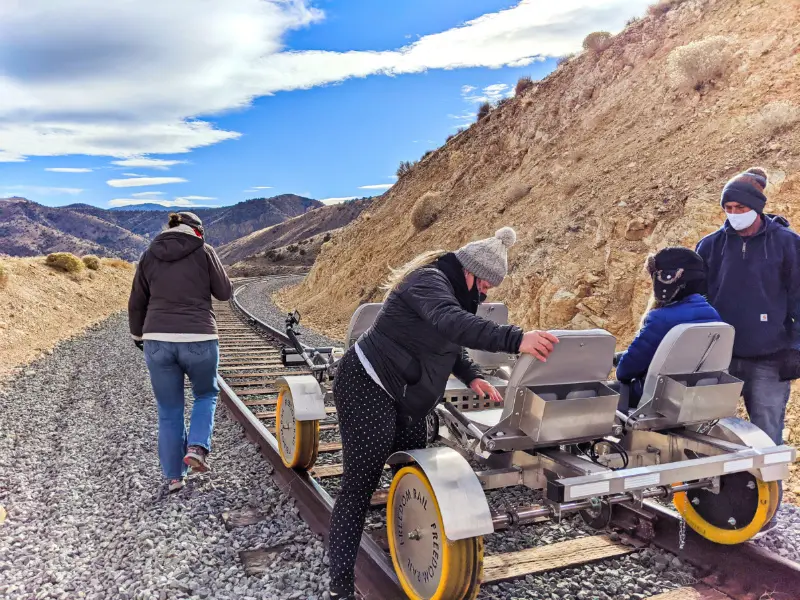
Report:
726,209,758,231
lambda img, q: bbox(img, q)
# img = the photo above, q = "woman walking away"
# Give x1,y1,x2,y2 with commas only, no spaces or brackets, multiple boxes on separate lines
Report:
616,247,720,408
129,212,232,493
328,227,559,599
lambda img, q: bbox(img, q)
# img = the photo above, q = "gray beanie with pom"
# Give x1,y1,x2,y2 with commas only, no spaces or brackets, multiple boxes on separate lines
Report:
454,227,517,287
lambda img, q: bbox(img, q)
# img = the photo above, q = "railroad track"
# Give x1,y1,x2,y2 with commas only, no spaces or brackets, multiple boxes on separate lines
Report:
216,277,800,600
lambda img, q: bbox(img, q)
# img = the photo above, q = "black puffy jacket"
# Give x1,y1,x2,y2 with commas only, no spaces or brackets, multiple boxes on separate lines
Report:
357,256,523,423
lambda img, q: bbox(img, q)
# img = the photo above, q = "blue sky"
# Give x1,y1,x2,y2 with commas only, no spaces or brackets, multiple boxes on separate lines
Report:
0,0,651,209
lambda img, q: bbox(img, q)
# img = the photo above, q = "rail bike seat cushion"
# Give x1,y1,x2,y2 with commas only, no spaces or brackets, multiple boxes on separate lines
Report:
468,303,517,372
345,303,383,349
636,322,740,424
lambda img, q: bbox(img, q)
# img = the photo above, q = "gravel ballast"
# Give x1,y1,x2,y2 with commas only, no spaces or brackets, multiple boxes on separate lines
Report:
0,313,329,600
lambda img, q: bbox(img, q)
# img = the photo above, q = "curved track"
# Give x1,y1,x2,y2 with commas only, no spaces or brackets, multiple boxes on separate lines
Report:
218,277,800,600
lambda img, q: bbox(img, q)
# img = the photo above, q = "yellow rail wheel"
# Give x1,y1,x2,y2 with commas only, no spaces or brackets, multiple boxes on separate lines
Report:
765,480,781,524
275,390,320,470
387,465,483,600
673,471,774,545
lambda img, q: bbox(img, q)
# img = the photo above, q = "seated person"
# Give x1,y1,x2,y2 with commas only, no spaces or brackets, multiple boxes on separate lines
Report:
616,247,721,408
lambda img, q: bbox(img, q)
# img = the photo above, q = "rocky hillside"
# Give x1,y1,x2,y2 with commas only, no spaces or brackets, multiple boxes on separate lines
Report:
280,0,800,346
0,198,149,260
2,194,321,260
217,198,373,265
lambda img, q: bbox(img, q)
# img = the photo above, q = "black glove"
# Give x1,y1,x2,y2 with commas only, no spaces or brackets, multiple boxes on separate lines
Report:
134,340,144,351
779,348,800,381
613,351,624,368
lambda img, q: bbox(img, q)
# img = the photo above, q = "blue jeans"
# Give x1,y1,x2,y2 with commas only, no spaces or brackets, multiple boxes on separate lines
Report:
729,356,791,445
144,340,220,480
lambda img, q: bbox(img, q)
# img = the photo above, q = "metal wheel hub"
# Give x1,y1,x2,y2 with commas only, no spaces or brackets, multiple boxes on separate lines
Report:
391,471,445,597
279,392,296,460
687,471,759,530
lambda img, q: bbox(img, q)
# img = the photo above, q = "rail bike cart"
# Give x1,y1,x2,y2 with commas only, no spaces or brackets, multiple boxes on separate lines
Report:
276,305,796,600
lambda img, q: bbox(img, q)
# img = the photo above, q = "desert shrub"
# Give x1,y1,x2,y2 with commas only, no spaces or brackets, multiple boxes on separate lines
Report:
422,150,434,160
626,16,641,26
648,0,685,16
299,248,306,256
752,101,800,137
477,102,491,121
265,249,278,260
446,133,456,143
557,53,576,66
666,36,733,91
411,192,442,231
82,255,101,270
287,244,298,253
46,252,84,273
515,76,534,96
0,263,8,290
507,183,531,205
323,232,332,242
497,97,511,109
104,258,132,269
396,160,417,179
583,31,612,54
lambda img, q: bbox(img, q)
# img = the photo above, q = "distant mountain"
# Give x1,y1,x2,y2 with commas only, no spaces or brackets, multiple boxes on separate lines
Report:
1,194,322,260
109,204,172,212
218,198,372,264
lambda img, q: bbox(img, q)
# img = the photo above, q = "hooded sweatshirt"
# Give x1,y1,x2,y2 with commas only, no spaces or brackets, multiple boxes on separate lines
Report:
696,215,800,358
128,225,232,341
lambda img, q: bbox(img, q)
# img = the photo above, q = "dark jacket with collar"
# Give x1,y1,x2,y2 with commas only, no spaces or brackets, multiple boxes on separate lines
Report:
128,226,232,339
357,253,523,423
696,215,800,358
616,294,721,383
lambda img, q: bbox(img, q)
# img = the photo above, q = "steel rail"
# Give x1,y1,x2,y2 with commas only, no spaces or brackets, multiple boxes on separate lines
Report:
220,280,403,600
613,498,800,599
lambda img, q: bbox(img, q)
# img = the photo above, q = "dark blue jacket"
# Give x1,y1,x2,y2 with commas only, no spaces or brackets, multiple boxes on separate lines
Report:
616,294,720,383
696,215,800,358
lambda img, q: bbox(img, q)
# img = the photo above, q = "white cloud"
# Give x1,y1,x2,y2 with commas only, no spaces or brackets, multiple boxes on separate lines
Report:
108,197,218,208
123,173,144,177
0,0,648,160
107,177,187,188
449,111,477,122
176,195,216,201
462,82,512,104
131,191,165,197
461,85,477,94
45,167,93,173
320,196,357,205
111,157,188,170
1,185,83,196
359,184,393,190
251,186,273,189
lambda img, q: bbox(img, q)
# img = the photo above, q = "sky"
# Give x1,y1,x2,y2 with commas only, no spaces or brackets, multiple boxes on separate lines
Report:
0,0,652,209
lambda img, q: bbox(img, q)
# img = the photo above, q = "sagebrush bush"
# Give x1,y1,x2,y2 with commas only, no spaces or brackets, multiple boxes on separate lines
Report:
648,0,685,16
46,252,84,273
104,258,132,269
477,102,491,121
287,244,298,253
0,263,8,290
583,31,612,54
515,76,534,96
557,53,576,66
411,192,442,231
667,36,733,91
753,101,800,137
82,255,101,270
396,160,417,178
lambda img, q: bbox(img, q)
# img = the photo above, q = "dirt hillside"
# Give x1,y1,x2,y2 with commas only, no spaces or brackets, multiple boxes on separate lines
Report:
279,0,800,495
0,257,134,379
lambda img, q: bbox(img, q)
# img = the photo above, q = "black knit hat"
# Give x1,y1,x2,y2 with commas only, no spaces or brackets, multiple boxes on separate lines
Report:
647,247,706,304
720,168,768,213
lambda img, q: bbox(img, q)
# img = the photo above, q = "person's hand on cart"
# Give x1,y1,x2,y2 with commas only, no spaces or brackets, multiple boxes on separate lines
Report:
519,331,559,362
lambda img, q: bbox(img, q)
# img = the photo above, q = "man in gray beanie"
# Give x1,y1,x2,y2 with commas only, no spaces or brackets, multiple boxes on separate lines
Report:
327,226,558,600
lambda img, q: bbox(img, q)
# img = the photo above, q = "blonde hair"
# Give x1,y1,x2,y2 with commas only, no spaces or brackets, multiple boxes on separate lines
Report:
638,293,661,328
381,250,447,299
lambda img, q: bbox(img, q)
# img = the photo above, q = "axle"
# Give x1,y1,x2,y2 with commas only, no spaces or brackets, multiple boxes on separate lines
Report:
490,481,709,530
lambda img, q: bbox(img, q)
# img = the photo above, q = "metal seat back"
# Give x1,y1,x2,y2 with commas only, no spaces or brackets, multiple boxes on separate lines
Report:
469,303,517,372
488,330,619,446
345,303,383,349
632,322,741,426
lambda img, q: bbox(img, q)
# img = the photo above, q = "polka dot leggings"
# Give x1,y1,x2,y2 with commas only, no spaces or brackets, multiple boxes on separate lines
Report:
328,348,427,596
